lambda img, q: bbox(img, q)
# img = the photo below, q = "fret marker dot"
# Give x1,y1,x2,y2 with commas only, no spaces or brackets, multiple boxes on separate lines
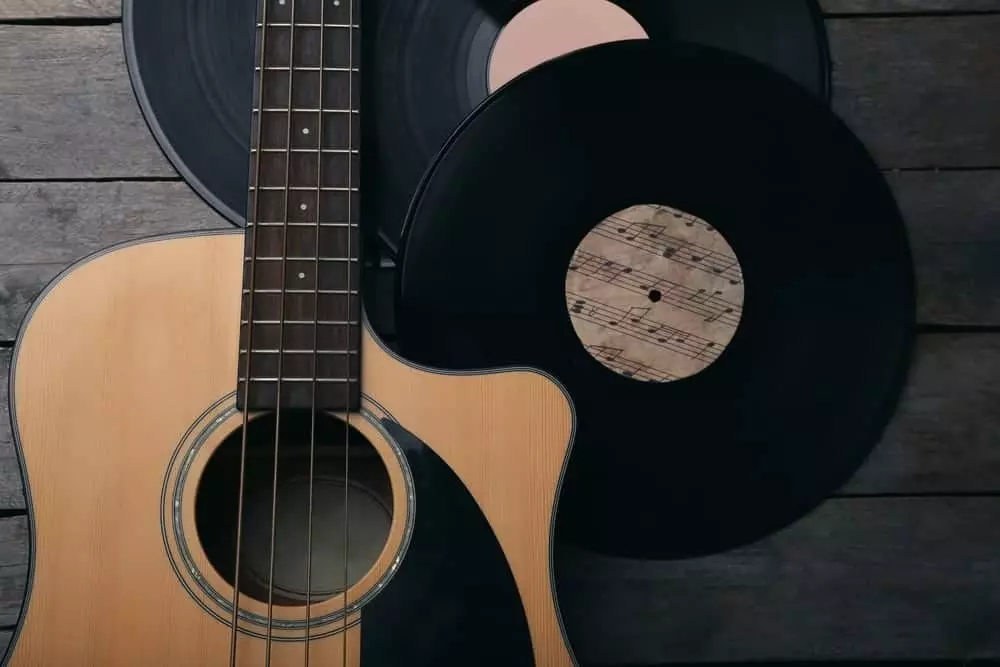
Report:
299,203,308,211
302,127,310,135
298,272,306,280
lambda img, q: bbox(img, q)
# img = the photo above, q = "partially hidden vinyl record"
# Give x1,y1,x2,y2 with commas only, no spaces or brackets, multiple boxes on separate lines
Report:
123,0,830,252
395,39,915,559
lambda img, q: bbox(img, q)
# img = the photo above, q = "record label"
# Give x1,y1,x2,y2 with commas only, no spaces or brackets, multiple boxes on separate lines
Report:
566,204,744,383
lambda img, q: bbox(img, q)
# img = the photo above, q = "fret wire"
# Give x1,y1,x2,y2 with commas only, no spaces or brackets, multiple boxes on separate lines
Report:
249,186,359,191
253,108,357,113
243,320,360,325
251,148,358,153
239,378,360,383
244,256,359,261
256,66,359,72
257,23,360,28
241,349,359,354
244,289,360,294
249,222,359,227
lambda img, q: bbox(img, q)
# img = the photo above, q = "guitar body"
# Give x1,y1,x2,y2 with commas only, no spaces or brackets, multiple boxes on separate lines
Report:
5,230,577,666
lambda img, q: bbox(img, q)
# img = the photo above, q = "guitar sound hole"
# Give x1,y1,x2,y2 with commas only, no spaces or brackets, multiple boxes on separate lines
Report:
195,410,393,607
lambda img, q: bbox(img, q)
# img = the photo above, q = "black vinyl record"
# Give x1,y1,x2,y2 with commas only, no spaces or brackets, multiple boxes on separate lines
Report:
123,0,830,251
395,39,916,559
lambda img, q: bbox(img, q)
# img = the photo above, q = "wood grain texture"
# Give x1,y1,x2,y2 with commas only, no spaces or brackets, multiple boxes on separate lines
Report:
5,231,368,666
0,353,28,511
830,16,1000,168
558,497,1000,664
7,231,574,666
0,0,118,20
0,26,172,179
891,170,1000,325
822,0,1000,12
843,334,1000,494
0,517,29,627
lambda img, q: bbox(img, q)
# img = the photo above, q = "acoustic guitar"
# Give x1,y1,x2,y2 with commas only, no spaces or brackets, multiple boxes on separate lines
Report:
4,0,576,664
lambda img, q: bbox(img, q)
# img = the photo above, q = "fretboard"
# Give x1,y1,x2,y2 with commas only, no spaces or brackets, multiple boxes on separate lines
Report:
238,0,362,412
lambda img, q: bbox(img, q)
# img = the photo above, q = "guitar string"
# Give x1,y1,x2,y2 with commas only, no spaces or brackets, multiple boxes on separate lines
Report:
264,0,300,663
342,0,357,662
229,0,272,663
304,0,329,661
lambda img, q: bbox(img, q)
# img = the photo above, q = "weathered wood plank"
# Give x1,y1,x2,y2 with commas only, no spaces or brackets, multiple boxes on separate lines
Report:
0,26,172,179
1,18,999,179
559,497,1000,664
0,517,29,629
843,334,1000,494
889,170,1000,326
822,0,1000,12
830,16,1000,168
0,0,118,20
0,354,29,511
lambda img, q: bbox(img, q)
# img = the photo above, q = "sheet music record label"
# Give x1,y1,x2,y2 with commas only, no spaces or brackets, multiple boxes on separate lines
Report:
566,204,743,383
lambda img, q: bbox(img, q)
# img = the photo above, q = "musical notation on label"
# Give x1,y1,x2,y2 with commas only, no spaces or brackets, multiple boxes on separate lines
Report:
566,204,744,383
594,216,744,285
568,293,723,363
568,249,742,328
585,345,675,382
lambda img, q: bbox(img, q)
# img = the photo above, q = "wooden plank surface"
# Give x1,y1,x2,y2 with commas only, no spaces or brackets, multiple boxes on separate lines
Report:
888,170,1000,326
843,334,1000,495
0,354,27,511
822,0,1000,12
0,26,172,179
0,517,29,628
559,497,1000,664
829,16,1000,168
0,0,117,20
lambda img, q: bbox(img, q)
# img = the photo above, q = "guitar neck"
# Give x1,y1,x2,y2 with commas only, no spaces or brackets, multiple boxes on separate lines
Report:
238,0,362,412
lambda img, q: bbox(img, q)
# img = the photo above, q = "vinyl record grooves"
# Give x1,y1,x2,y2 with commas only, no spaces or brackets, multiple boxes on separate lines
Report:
123,0,830,249
396,39,916,559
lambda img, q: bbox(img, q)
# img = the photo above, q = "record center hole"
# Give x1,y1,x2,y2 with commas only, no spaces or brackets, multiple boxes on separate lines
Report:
488,0,648,92
566,204,745,383
195,410,393,606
